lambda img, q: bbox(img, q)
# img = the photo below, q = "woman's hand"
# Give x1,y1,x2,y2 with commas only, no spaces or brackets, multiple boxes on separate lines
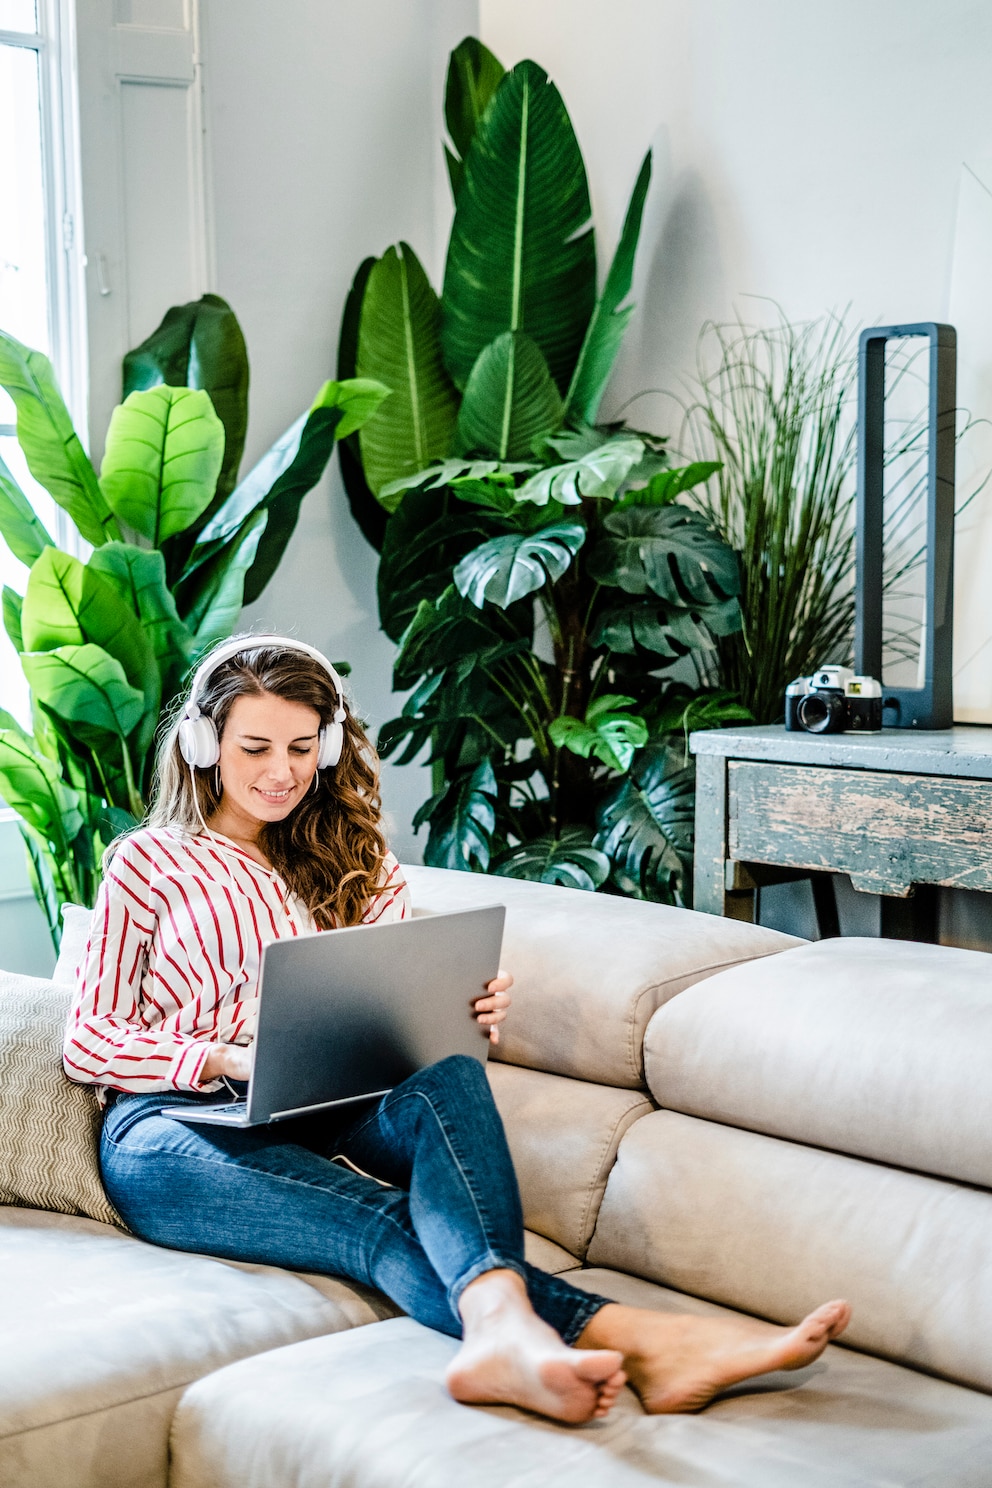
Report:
198,1042,253,1085
473,969,513,1045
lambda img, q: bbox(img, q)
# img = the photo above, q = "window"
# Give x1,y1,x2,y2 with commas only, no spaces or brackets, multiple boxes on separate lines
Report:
0,0,86,724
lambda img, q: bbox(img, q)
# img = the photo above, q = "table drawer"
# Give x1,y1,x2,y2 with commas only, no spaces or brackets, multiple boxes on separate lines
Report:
729,760,992,895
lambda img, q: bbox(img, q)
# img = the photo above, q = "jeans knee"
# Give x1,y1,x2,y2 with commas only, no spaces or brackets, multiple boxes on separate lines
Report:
404,1053,487,1103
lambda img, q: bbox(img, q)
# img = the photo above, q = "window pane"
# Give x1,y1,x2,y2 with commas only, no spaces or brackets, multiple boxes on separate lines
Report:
0,436,56,726
0,1,37,34
0,41,49,427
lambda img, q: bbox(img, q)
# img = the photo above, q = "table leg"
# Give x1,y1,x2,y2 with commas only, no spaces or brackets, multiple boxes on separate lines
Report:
694,753,755,921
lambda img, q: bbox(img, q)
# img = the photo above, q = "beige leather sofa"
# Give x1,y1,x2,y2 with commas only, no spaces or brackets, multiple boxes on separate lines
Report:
3,865,992,1487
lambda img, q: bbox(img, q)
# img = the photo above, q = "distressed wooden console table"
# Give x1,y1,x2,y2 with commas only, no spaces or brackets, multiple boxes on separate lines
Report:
690,725,992,937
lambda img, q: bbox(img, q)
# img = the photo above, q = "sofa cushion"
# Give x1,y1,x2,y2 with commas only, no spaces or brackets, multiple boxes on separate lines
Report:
0,1205,392,1488
488,1063,652,1259
643,936,992,1186
0,969,122,1227
168,1278,992,1488
52,901,91,984
404,864,802,1088
587,1110,992,1393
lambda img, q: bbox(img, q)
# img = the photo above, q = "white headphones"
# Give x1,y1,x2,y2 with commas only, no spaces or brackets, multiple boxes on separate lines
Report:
177,635,348,772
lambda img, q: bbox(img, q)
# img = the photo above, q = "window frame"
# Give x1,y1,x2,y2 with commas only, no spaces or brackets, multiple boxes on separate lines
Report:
0,0,88,821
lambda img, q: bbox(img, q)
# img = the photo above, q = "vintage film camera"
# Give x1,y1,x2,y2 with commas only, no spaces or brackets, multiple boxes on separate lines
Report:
785,666,883,734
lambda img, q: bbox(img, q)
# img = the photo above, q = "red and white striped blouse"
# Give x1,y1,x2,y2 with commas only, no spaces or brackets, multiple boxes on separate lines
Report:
63,827,410,1095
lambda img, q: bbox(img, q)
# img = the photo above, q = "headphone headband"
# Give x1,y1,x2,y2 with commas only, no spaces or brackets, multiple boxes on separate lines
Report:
179,634,348,772
185,634,346,719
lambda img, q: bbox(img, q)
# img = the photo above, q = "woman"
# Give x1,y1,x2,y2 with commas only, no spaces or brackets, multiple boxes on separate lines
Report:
65,635,850,1425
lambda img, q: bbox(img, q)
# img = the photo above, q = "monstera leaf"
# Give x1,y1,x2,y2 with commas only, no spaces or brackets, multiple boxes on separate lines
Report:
549,694,649,773
564,152,652,426
356,243,458,502
413,758,498,871
492,826,610,891
0,332,119,547
393,584,526,690
617,461,721,509
444,36,506,197
588,503,741,605
595,741,696,902
377,486,505,641
122,293,249,507
456,332,563,460
454,521,585,609
441,60,596,394
516,434,644,506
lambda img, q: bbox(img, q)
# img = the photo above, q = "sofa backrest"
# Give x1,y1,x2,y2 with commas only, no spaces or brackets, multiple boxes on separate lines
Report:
588,935,992,1393
404,865,803,1088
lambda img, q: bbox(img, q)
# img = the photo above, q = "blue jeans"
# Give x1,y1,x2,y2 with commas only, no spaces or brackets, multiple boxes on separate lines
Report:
100,1054,609,1343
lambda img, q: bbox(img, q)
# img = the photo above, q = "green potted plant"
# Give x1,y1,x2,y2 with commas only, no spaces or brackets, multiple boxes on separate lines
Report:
337,38,749,902
0,295,387,944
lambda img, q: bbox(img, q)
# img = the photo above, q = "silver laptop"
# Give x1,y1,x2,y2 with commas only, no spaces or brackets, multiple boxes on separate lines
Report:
160,904,505,1128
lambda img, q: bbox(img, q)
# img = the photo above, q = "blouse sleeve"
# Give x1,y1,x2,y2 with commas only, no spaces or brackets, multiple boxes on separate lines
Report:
362,852,411,925
62,842,213,1093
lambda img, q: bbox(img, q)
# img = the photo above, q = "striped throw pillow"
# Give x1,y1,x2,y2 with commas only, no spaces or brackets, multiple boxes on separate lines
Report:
0,969,124,1228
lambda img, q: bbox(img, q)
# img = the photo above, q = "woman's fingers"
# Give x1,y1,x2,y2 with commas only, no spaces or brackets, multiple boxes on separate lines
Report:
487,969,514,994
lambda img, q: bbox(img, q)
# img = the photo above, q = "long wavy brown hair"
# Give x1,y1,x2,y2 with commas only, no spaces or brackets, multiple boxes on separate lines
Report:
143,640,394,928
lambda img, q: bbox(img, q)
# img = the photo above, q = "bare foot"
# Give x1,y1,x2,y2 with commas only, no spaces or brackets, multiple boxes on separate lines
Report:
448,1270,626,1423
580,1299,851,1414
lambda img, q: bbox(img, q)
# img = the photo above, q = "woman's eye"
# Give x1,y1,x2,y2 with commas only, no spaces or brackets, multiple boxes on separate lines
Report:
290,746,312,756
241,747,266,757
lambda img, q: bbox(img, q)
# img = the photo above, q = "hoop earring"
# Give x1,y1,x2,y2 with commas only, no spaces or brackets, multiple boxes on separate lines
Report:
214,765,222,797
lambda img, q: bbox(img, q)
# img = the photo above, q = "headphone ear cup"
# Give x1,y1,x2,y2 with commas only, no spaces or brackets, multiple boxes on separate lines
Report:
317,720,343,770
178,715,220,769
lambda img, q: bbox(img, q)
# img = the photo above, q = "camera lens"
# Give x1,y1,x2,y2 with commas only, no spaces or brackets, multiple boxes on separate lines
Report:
797,691,845,733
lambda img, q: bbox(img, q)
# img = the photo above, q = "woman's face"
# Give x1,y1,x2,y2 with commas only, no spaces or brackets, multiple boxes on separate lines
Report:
215,691,323,832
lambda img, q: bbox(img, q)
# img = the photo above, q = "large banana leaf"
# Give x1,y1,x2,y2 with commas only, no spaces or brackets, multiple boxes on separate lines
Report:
441,60,596,394
549,693,648,773
492,826,610,891
456,332,563,460
180,378,387,615
588,504,741,604
100,387,225,545
516,434,644,506
337,257,386,551
87,543,195,701
444,36,505,198
454,520,585,608
0,452,53,565
413,758,497,871
564,152,652,426
0,728,83,853
356,243,458,502
21,546,159,721
2,586,23,651
595,740,696,902
122,293,249,506
22,645,145,744
187,507,268,651
0,332,119,547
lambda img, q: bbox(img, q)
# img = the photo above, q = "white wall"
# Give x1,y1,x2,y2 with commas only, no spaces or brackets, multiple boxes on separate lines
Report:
197,0,478,861
481,0,992,721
